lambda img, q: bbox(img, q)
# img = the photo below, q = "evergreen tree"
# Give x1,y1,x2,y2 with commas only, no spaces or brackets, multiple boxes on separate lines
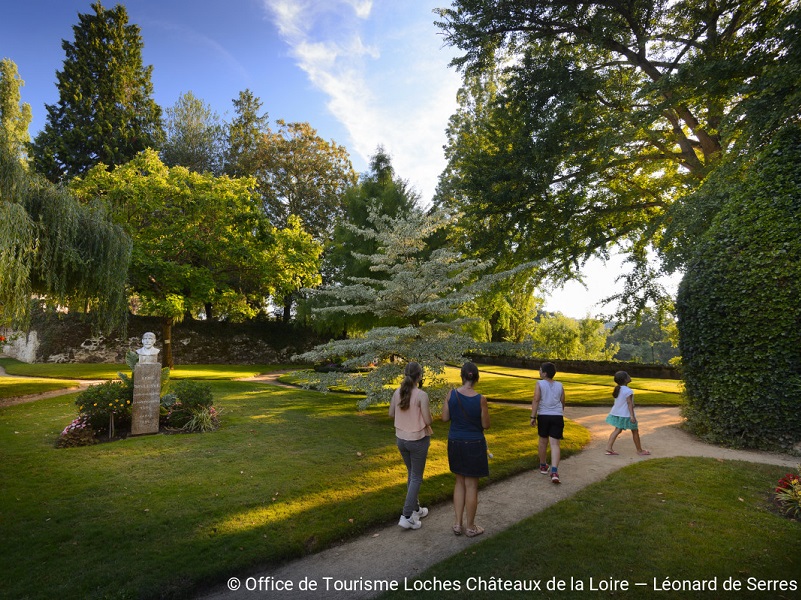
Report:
30,2,163,181
161,91,226,175
225,89,270,178
295,205,529,409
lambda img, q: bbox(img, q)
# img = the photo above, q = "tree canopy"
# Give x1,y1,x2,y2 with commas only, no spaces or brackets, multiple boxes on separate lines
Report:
70,149,322,364
30,1,163,181
434,0,793,298
160,91,226,175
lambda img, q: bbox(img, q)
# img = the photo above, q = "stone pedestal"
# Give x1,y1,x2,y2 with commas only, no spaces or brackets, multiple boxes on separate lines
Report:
131,362,161,435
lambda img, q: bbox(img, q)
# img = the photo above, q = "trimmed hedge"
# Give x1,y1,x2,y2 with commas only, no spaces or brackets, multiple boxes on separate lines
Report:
676,125,801,451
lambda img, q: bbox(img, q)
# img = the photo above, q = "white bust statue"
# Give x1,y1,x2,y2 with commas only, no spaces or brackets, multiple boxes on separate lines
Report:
136,332,160,363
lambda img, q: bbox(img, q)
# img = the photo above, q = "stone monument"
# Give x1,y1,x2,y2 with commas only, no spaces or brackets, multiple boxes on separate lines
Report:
131,332,161,435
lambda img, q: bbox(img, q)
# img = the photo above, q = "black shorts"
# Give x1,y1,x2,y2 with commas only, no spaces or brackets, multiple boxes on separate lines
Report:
447,438,489,478
537,414,564,440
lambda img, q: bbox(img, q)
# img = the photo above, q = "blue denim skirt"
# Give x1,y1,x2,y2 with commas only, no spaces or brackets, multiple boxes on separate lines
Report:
447,438,489,478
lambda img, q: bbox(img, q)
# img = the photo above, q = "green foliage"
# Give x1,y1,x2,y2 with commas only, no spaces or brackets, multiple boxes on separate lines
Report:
161,91,227,175
434,0,793,314
1,137,131,333
677,125,801,451
75,379,134,434
70,149,322,324
0,58,32,162
297,205,533,408
168,379,213,409
257,119,357,242
30,2,163,181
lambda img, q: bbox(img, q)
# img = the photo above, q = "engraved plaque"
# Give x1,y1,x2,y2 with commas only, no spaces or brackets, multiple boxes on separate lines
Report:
131,362,161,435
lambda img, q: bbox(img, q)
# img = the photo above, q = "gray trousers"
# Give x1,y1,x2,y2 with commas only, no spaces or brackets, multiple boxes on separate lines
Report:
396,436,430,517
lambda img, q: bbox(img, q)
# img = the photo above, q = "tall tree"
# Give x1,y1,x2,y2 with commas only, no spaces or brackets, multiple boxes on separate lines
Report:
225,89,270,178
296,205,529,409
70,149,322,367
435,0,792,295
257,120,357,241
0,58,32,162
30,2,163,181
161,91,226,175
1,144,131,333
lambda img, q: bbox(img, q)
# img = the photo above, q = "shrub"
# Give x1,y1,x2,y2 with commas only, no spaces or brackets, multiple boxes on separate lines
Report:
774,466,801,519
55,416,96,448
163,380,217,432
75,378,133,436
677,125,801,451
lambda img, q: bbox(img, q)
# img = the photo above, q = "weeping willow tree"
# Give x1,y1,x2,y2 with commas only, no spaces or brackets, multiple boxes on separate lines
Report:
0,140,131,333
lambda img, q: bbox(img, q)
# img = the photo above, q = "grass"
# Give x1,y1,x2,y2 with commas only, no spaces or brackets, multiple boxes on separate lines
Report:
380,458,801,600
0,357,295,381
280,364,684,406
0,378,588,600
0,376,80,400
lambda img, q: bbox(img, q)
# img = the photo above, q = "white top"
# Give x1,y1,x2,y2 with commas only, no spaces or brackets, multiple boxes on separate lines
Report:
536,380,564,416
610,385,634,417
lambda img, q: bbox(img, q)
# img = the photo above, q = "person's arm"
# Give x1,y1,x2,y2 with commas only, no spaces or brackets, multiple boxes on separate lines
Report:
480,395,490,430
530,382,540,427
419,391,433,425
626,393,636,423
388,390,397,418
441,391,451,422
560,385,566,411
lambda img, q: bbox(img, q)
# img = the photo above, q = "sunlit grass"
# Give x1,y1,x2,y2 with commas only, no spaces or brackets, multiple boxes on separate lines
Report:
282,364,683,406
381,458,801,600
0,357,296,381
0,378,589,599
0,376,79,399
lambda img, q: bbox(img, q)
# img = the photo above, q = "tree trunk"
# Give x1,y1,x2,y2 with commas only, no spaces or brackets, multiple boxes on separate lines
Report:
161,318,174,369
204,302,213,321
282,293,293,323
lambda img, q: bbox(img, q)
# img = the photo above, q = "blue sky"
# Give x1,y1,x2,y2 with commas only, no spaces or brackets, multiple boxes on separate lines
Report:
0,0,677,318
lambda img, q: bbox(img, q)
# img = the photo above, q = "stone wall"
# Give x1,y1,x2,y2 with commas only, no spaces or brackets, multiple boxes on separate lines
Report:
4,312,326,364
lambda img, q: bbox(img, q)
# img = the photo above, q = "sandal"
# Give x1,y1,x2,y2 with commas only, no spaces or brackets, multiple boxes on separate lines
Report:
452,524,462,536
465,525,484,538
637,449,651,455
605,450,619,455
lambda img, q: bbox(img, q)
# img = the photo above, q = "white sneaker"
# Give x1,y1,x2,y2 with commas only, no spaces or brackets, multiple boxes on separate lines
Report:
412,507,429,519
398,514,421,529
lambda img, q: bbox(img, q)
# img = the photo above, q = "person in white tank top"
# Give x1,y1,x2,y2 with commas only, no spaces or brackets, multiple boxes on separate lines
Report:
530,362,565,484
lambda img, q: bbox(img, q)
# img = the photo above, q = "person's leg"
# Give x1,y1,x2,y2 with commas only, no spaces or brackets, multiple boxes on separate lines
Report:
464,476,480,528
538,435,549,467
549,437,561,469
606,428,622,452
397,438,414,517
453,474,466,529
404,437,430,518
632,429,648,453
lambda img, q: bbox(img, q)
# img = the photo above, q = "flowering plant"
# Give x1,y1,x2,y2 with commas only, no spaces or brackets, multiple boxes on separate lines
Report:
56,416,96,448
774,465,801,519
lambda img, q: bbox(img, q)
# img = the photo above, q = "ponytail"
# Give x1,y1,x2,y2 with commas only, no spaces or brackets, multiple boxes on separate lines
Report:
612,371,629,399
399,362,423,410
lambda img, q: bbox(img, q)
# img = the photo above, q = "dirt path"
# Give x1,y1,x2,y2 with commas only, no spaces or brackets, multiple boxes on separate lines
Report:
197,401,797,600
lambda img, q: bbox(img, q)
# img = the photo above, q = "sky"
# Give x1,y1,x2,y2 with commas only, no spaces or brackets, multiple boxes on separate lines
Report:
0,0,679,319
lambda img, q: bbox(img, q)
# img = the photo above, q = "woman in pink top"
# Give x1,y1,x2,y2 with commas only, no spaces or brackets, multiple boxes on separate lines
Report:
388,362,433,530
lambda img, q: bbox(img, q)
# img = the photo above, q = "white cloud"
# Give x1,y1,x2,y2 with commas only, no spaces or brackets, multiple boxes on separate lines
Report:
262,0,461,203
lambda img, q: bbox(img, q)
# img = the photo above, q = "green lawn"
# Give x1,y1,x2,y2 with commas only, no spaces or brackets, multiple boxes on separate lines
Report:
0,375,80,399
381,458,801,600
0,357,295,381
0,379,588,600
281,364,684,406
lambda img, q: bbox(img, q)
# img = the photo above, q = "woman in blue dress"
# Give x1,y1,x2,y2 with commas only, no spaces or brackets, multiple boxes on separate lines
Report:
441,362,490,537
